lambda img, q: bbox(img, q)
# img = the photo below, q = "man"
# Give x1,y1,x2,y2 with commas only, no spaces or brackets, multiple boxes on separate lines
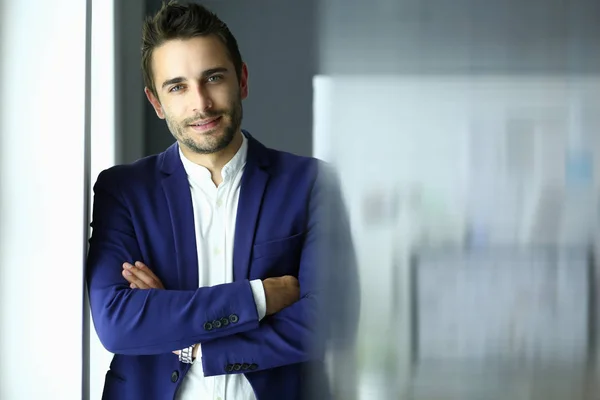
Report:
86,2,359,400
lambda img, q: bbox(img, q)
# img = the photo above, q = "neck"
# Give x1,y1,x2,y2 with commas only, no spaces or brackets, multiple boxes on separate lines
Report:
179,131,243,185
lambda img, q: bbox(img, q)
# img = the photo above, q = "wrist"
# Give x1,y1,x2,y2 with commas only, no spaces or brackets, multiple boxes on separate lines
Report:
179,344,196,364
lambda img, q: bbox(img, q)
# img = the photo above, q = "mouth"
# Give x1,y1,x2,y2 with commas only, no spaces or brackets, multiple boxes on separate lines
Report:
188,116,222,132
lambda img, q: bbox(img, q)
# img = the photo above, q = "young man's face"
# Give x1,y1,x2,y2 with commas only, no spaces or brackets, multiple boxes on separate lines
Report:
145,35,248,155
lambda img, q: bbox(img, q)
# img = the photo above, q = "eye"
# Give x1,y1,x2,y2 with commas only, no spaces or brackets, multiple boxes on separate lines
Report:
169,84,184,93
207,75,223,83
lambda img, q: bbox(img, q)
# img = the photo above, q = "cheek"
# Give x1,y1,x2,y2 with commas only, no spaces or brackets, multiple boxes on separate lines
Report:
163,109,186,131
208,86,237,107
162,103,185,122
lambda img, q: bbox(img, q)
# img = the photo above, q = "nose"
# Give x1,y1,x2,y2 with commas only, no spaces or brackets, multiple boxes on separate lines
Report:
192,85,212,112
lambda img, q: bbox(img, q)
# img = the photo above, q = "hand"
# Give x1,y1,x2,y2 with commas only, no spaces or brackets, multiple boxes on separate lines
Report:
122,261,165,289
262,275,300,316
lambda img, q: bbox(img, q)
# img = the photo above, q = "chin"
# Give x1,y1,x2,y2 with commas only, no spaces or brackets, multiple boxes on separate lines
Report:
191,135,227,152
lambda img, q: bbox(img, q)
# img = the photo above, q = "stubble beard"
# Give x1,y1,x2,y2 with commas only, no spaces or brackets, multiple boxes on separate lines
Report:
166,98,243,155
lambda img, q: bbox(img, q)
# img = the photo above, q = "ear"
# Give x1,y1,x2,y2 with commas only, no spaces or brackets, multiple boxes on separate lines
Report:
239,63,249,100
144,87,165,119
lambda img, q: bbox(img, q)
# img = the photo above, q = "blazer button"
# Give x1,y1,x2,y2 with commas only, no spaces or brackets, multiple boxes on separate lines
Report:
249,363,258,371
229,314,239,324
171,370,179,383
220,317,229,326
203,322,213,331
233,363,242,371
242,363,250,370
213,319,222,329
225,364,234,372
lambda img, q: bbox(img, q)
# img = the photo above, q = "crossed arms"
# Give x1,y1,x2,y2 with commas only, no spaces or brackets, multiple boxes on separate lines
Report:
121,260,300,361
86,165,359,377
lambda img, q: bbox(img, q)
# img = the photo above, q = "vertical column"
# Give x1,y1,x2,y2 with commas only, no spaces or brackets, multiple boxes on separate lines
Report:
0,0,88,399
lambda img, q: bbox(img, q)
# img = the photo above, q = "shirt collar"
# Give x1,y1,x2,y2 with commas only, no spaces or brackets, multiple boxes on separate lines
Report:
179,134,248,185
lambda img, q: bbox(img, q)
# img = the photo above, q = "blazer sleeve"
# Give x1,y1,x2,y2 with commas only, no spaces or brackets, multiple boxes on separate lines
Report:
86,169,260,355
200,162,360,376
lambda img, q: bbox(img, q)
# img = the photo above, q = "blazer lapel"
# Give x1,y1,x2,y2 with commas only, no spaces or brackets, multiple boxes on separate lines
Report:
233,132,270,281
159,143,199,289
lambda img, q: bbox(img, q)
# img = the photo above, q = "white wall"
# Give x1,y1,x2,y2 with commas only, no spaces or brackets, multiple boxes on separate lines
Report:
0,0,88,398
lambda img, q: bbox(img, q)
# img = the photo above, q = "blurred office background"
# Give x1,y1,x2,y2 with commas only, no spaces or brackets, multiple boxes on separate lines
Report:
1,0,600,399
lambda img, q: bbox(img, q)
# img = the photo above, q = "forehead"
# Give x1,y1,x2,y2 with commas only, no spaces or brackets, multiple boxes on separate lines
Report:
151,36,232,81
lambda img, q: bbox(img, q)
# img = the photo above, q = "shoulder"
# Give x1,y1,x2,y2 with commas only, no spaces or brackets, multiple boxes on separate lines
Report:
262,146,336,196
94,153,162,192
256,137,339,191
265,147,320,176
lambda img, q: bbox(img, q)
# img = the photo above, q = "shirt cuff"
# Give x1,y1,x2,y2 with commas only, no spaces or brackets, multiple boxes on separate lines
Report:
194,345,201,363
249,279,267,321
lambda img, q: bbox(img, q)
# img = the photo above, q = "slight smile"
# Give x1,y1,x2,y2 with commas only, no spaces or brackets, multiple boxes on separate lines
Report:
189,116,222,132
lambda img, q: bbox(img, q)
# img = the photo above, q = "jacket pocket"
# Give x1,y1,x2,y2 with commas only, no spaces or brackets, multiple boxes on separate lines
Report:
252,232,305,260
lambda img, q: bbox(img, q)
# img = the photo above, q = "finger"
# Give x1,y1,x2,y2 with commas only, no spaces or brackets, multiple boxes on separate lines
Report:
134,261,162,283
172,350,181,355
123,261,164,289
126,267,156,288
127,264,164,289
122,269,150,289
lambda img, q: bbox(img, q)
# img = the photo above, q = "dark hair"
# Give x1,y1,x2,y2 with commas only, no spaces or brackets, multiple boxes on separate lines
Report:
141,1,243,96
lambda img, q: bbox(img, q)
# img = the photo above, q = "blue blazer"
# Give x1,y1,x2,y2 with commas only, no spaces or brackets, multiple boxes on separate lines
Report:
86,132,359,400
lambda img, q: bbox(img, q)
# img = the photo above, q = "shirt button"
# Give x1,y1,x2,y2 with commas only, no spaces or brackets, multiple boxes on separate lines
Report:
216,199,223,207
214,247,221,255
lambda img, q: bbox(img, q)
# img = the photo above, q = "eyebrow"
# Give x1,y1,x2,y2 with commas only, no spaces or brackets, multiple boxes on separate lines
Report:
201,67,229,77
161,77,186,90
160,67,230,90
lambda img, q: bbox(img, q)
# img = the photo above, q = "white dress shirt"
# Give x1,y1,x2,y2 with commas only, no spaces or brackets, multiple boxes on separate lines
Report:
175,134,266,400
